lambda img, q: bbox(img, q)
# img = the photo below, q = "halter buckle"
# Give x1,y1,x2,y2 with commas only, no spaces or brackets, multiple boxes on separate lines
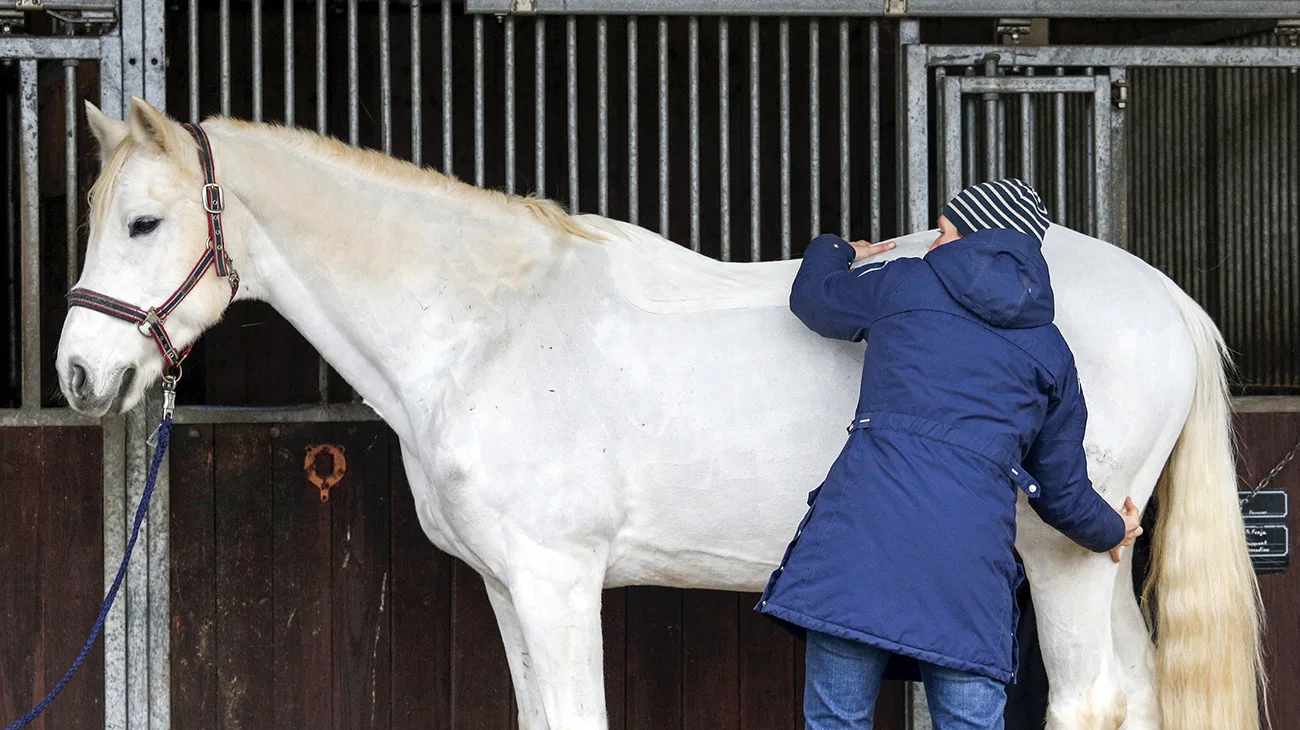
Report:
136,308,161,338
202,183,225,213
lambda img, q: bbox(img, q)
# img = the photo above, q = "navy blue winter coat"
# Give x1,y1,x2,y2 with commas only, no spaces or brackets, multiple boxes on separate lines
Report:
756,229,1126,684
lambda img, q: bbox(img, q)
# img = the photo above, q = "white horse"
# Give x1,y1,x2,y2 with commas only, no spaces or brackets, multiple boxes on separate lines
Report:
58,98,1263,730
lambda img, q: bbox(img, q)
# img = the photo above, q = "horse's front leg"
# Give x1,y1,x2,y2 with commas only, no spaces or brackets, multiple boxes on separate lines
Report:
502,546,609,730
484,578,549,730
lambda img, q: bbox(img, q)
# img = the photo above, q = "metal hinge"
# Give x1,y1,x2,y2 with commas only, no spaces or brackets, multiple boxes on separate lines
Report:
510,0,536,14
1112,79,1129,109
996,18,1032,45
1276,19,1300,43
884,0,907,16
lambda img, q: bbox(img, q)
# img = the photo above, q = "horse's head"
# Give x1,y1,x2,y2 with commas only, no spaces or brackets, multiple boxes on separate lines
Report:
57,98,236,416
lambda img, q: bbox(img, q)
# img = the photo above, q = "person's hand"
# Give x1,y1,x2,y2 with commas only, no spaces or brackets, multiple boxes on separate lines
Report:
849,240,896,263
1109,497,1143,563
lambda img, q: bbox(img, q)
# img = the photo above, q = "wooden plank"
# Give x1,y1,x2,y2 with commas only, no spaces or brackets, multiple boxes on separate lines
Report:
271,423,333,728
625,586,683,730
331,423,393,730
40,427,104,729
244,302,324,405
389,435,453,729
737,592,797,730
0,429,42,723
449,560,514,730
602,588,628,730
682,590,739,730
203,303,251,404
1250,413,1299,727
170,424,218,730
214,425,275,729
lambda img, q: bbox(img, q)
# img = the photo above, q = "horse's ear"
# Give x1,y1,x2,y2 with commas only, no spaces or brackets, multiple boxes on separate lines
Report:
126,96,182,158
84,101,127,161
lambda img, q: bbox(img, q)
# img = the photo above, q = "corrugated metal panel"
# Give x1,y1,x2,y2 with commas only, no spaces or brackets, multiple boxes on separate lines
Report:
1128,31,1298,393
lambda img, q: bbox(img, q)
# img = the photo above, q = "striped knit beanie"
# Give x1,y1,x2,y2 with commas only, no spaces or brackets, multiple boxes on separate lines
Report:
940,178,1052,244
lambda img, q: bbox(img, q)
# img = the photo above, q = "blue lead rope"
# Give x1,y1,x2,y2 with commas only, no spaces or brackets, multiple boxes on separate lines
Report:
4,417,172,730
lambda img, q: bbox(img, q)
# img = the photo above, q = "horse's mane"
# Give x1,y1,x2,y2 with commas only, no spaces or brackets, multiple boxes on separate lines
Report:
89,118,600,242
225,119,600,241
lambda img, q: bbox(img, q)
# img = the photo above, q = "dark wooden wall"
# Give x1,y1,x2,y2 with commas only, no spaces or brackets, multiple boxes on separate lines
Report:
0,427,104,730
168,421,907,730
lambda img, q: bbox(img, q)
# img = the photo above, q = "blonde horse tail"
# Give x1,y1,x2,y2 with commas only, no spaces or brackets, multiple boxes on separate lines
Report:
1144,276,1266,729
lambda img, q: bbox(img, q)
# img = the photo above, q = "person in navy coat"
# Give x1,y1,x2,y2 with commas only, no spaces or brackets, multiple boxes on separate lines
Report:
756,179,1143,729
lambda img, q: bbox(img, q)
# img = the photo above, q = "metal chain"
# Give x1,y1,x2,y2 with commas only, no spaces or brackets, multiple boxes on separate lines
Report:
1240,437,1300,507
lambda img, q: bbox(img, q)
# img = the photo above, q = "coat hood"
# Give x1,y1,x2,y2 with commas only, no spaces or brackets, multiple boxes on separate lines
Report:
924,228,1054,329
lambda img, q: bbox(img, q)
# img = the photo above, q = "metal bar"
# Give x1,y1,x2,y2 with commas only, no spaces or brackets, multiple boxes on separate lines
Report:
219,0,230,114
188,0,198,121
963,73,977,188
1082,68,1096,235
658,17,669,237
809,19,820,238
6,92,16,398
626,16,636,224
252,0,263,121
537,17,547,196
719,17,730,259
145,394,170,730
1093,73,1111,243
65,61,79,292
18,60,38,410
838,19,849,240
689,16,700,250
348,0,359,145
101,415,126,729
172,404,384,424
0,37,102,59
474,14,485,187
1020,67,1034,186
464,0,1300,15
779,18,790,258
927,45,1300,68
442,0,452,173
0,408,98,428
749,17,760,260
598,17,610,215
1106,66,1126,246
505,18,516,194
124,401,149,726
902,40,929,233
1054,67,1066,224
943,76,963,206
411,0,422,166
381,0,393,154
568,16,579,210
868,19,881,241
955,75,1099,94
983,59,998,184
316,0,326,134
284,0,294,126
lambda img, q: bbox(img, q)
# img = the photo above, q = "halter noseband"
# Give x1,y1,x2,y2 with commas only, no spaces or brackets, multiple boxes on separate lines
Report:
67,123,239,377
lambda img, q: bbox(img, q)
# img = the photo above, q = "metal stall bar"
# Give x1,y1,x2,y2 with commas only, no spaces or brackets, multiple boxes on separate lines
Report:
719,17,730,259
901,30,927,233
941,76,962,206
868,19,881,242
411,0,422,166
599,17,610,215
348,0,359,145
0,37,103,58
1020,67,1034,186
658,17,669,237
475,15,485,187
381,0,393,154
316,0,326,133
1092,73,1112,243
506,18,517,194
568,16,579,210
749,17,760,260
18,60,38,410
253,0,263,121
66,60,79,291
809,19,820,238
466,0,1300,16
537,17,547,195
779,18,790,258
6,93,15,398
838,19,848,239
220,0,230,114
442,0,452,173
1053,68,1066,224
188,0,198,120
627,17,637,223
925,44,1300,68
689,16,700,250
284,0,294,125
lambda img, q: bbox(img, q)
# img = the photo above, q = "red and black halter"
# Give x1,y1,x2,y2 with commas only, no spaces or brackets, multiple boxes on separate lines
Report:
66,123,239,376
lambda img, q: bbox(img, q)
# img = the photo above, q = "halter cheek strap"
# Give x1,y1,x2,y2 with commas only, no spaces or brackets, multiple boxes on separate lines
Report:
66,123,239,372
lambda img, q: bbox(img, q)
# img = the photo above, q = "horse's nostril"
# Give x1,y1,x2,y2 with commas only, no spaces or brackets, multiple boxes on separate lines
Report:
70,362,88,398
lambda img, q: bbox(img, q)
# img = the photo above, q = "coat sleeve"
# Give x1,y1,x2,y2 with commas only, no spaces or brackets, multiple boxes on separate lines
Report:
789,234,919,342
1022,360,1127,553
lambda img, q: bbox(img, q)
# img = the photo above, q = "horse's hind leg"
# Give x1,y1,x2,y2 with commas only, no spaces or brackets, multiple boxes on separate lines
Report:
485,579,549,730
506,549,609,730
1017,517,1134,730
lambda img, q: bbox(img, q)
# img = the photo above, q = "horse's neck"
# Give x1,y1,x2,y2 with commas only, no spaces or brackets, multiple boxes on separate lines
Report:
208,123,562,436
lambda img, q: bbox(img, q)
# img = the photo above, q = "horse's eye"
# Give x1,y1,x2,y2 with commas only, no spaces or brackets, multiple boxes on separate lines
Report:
129,217,161,237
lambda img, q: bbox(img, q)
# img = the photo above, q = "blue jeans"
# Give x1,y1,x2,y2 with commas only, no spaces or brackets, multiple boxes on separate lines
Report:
804,630,1006,730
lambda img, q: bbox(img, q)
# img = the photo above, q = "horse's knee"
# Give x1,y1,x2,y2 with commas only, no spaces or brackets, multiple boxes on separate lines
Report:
1046,681,1127,730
